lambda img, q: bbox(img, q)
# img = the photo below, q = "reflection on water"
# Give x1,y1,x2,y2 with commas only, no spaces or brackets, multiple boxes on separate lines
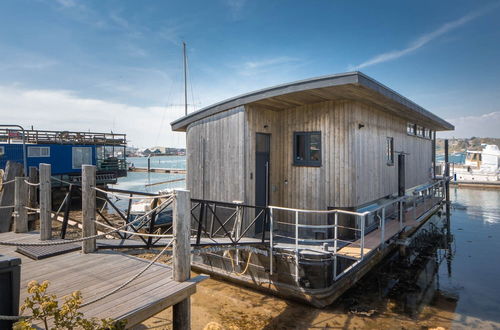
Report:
352,187,500,328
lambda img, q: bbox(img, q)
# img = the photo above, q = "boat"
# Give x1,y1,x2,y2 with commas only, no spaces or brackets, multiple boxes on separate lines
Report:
170,71,454,307
447,144,500,183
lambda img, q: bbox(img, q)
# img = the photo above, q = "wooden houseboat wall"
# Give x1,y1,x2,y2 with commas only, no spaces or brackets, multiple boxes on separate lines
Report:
177,72,451,235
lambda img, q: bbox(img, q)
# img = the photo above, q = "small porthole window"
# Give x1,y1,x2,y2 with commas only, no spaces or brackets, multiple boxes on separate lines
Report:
293,132,321,166
386,137,394,166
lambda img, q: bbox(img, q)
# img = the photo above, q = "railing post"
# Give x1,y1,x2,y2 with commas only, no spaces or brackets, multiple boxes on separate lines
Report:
27,166,38,231
39,163,52,240
82,165,96,253
14,177,28,233
399,200,403,229
380,207,385,247
269,207,273,276
295,211,299,281
173,189,191,330
360,215,365,259
333,212,338,281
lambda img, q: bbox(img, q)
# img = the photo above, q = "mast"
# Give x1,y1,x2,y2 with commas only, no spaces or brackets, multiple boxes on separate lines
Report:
183,41,188,116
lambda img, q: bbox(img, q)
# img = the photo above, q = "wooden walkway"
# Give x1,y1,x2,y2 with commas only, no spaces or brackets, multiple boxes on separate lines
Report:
337,197,442,259
0,231,201,328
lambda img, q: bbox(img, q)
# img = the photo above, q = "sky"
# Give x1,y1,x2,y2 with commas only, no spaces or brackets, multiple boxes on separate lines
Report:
0,0,499,148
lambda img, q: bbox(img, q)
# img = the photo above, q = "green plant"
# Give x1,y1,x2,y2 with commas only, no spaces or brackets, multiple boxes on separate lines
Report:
13,280,126,330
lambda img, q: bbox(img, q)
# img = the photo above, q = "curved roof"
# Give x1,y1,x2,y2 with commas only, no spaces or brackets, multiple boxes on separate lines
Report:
171,71,454,132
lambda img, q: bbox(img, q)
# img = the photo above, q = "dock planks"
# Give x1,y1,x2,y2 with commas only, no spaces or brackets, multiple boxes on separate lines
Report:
0,231,199,328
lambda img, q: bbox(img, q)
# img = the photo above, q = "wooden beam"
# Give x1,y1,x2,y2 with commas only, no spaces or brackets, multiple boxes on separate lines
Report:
0,161,23,232
82,165,97,253
172,189,191,330
39,163,52,240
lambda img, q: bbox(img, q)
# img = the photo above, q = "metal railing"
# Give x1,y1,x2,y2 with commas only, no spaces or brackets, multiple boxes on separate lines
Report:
0,128,126,146
190,199,268,246
268,179,445,282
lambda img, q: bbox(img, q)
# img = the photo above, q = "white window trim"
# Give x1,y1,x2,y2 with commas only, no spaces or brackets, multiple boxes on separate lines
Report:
27,146,50,158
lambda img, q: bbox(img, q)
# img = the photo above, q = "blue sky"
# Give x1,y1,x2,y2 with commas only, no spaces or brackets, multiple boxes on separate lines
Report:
0,0,499,147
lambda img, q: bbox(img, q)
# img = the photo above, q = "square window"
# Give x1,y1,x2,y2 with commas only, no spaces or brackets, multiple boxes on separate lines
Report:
293,132,321,166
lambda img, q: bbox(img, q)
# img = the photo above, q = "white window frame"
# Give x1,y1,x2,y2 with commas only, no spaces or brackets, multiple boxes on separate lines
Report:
27,146,50,157
72,147,93,169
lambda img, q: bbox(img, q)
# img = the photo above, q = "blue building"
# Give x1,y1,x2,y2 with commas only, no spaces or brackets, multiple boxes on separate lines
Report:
0,127,127,184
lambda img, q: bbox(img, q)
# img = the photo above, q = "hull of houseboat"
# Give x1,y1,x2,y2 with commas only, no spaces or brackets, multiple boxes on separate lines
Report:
191,202,444,308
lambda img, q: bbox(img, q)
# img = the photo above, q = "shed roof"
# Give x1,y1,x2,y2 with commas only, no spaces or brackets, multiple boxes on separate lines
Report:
171,71,454,132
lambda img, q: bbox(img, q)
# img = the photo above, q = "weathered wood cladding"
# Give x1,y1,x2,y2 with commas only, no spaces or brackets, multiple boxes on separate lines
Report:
185,106,246,202
353,102,432,205
185,99,434,233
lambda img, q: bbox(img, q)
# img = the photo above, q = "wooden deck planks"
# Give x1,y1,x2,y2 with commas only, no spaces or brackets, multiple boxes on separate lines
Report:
336,198,442,259
0,231,199,328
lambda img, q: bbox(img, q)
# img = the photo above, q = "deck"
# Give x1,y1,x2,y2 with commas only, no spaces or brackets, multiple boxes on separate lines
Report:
0,231,200,328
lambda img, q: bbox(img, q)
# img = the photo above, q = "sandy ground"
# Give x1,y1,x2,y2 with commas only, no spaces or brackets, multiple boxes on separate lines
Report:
35,215,500,329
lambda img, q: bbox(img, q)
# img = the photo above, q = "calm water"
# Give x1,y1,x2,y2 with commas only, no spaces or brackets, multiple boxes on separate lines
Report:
115,156,500,327
442,187,500,326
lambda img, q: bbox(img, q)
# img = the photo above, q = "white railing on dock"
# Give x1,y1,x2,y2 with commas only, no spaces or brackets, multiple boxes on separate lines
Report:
267,179,445,282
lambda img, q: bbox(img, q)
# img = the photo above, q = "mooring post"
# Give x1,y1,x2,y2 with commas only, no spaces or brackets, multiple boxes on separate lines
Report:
28,167,38,231
173,189,191,330
82,165,97,253
444,139,451,241
14,177,28,233
39,163,52,240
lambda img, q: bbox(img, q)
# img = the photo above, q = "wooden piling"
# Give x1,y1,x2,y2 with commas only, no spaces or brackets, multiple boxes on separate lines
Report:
172,189,191,330
39,163,52,240
0,161,24,232
28,167,38,231
82,165,97,253
14,177,28,233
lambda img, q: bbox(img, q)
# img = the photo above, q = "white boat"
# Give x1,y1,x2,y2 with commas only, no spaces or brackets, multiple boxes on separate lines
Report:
451,144,500,182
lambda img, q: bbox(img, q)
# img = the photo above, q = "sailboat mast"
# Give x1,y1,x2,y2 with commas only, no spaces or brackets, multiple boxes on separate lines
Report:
183,41,188,116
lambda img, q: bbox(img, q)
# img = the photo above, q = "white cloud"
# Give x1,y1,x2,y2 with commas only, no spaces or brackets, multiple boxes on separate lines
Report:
352,4,498,70
224,0,247,19
439,111,500,138
0,85,186,148
237,56,299,76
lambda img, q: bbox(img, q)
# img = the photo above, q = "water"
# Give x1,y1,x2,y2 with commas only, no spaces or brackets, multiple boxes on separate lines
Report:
112,156,186,193
442,187,500,326
113,157,500,327
436,152,466,164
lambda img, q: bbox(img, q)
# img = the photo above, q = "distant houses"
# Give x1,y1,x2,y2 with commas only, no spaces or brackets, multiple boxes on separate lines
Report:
126,146,186,157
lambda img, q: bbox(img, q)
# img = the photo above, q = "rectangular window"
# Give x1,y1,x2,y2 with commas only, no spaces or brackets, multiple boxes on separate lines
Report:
0,146,4,156
416,126,424,137
27,146,50,157
386,137,394,165
407,123,416,135
72,147,92,169
293,132,321,166
428,129,433,139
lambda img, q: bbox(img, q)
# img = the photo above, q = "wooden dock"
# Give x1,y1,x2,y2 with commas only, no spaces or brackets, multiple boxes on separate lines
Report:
0,231,201,328
129,167,186,174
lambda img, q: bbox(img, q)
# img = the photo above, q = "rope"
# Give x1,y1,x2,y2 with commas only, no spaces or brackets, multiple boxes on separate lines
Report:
93,187,173,200
24,206,40,212
51,176,80,186
95,220,174,238
23,180,40,187
0,205,15,209
0,198,172,246
81,238,174,307
227,250,254,276
191,245,268,256
0,315,28,321
0,179,15,186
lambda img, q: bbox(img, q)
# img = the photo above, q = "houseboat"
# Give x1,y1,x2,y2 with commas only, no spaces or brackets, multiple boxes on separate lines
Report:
0,126,127,185
171,72,454,307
